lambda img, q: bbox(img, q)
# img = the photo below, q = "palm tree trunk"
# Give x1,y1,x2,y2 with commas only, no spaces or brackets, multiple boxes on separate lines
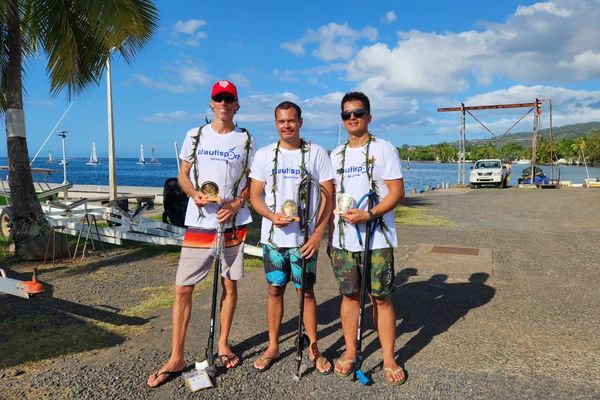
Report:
5,4,50,256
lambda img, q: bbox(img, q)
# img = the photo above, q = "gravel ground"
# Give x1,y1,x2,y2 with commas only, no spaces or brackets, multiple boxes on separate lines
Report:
1,187,599,399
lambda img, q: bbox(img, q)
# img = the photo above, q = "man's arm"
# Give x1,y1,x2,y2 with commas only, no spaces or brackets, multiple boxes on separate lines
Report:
301,179,333,258
178,160,209,208
340,178,405,224
248,178,291,227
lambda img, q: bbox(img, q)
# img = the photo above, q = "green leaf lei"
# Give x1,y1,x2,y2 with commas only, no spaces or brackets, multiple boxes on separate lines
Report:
335,134,393,249
267,138,309,247
188,124,252,222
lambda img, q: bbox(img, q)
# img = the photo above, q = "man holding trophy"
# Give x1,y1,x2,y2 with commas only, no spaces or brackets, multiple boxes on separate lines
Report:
329,92,406,385
249,101,334,374
148,80,255,387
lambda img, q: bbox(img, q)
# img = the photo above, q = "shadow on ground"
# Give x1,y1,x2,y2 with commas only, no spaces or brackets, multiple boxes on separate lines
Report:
0,268,148,369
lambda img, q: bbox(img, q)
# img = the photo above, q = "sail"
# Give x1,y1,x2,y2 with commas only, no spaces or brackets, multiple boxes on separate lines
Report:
86,142,99,165
48,148,54,163
150,146,161,164
137,144,146,164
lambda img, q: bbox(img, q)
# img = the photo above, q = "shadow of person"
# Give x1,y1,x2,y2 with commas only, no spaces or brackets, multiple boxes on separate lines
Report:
373,271,495,370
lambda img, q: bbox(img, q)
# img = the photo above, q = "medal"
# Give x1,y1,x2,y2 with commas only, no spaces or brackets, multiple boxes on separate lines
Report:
336,193,354,214
281,199,300,222
200,181,221,203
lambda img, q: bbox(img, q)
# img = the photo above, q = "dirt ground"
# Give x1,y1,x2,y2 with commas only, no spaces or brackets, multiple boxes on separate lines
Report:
1,187,599,399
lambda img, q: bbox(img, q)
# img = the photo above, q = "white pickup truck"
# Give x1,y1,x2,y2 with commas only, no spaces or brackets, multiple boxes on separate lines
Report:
469,159,510,188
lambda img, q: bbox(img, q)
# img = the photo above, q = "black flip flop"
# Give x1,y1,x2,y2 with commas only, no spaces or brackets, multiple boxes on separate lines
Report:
148,369,184,388
219,353,241,369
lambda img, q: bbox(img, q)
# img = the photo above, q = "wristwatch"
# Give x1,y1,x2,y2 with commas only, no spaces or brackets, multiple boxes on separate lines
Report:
236,196,247,207
367,210,375,221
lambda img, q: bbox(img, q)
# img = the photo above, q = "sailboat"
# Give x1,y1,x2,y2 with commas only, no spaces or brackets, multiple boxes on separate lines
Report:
137,144,146,165
149,146,161,165
47,148,55,164
86,142,99,166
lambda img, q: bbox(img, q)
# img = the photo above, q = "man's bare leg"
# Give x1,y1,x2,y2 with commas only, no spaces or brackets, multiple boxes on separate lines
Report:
296,287,331,373
254,285,284,369
217,277,239,368
147,284,194,387
372,295,404,383
334,292,360,374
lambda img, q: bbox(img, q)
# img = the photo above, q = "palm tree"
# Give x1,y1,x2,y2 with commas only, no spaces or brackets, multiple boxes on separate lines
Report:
1,1,158,259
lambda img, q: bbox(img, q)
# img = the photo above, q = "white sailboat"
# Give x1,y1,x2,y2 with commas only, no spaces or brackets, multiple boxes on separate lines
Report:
149,146,161,165
137,144,146,165
86,142,99,165
47,148,55,164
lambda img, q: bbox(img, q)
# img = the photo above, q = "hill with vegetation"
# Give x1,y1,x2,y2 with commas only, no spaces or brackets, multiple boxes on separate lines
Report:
398,121,600,164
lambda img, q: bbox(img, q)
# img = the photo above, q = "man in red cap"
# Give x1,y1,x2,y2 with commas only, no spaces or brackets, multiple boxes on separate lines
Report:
148,80,256,388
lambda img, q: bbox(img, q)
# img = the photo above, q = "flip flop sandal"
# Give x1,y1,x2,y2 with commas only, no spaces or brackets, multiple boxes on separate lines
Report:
219,353,241,369
309,354,333,375
253,354,278,373
384,367,407,386
333,357,355,377
148,369,184,388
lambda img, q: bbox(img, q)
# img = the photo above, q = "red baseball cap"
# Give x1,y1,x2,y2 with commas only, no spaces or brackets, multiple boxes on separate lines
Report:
211,80,238,98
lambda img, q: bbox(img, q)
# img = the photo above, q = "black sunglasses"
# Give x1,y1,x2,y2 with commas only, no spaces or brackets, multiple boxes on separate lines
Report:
341,108,369,121
212,94,237,104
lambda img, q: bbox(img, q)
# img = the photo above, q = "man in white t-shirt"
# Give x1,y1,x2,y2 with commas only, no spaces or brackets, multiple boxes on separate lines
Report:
249,101,334,374
148,80,255,388
329,92,406,385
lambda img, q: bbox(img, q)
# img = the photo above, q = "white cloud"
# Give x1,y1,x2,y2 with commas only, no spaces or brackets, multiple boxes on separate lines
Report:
381,11,397,24
338,0,600,96
135,63,212,93
142,111,199,123
229,73,250,88
281,23,378,62
170,19,207,47
134,74,187,93
173,19,206,35
515,2,572,17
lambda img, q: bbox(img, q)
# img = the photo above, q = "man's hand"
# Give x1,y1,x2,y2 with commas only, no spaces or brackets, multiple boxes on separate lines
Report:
340,208,370,224
270,212,293,227
191,191,210,208
300,234,321,259
216,198,241,223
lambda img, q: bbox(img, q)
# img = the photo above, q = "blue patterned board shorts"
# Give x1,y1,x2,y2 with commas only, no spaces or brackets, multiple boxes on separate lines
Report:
330,247,395,298
262,245,317,289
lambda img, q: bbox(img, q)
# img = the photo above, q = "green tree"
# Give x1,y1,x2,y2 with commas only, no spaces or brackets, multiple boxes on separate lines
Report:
571,137,587,165
436,142,457,163
1,1,158,258
500,142,526,161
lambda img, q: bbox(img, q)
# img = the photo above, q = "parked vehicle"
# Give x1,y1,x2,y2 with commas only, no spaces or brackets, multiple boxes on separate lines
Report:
469,159,510,188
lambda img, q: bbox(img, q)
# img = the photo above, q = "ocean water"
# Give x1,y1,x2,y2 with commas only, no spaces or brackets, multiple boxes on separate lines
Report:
2,157,600,193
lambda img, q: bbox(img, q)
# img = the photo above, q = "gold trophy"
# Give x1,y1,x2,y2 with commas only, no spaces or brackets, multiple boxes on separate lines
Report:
200,181,221,203
281,199,300,222
336,193,354,214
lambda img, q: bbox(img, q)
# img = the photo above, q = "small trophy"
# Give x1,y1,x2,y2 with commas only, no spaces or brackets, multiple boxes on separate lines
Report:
200,181,221,203
281,199,300,222
336,193,354,214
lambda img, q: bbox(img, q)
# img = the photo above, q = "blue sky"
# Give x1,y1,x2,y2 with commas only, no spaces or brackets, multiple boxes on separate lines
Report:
3,0,600,159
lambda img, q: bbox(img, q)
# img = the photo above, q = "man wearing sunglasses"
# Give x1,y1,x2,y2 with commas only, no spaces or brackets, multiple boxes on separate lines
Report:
328,91,406,385
148,80,255,388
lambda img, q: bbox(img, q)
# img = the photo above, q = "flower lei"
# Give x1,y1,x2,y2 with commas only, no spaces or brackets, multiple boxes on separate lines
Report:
267,138,309,247
335,134,393,249
189,124,252,221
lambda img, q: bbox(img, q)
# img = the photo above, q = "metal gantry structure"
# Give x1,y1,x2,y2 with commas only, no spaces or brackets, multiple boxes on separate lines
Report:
437,99,543,186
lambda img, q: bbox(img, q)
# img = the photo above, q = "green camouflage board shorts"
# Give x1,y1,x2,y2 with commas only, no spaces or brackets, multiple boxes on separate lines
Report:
330,247,395,298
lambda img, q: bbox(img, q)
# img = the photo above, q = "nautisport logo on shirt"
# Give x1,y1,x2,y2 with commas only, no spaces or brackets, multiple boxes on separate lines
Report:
341,164,367,178
271,167,302,176
198,146,241,161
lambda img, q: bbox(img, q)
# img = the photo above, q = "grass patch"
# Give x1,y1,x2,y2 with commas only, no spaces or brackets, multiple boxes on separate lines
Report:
395,205,450,227
0,301,123,369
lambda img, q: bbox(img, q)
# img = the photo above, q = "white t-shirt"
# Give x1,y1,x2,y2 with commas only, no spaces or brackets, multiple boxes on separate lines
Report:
179,124,256,229
330,137,403,252
250,141,334,248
